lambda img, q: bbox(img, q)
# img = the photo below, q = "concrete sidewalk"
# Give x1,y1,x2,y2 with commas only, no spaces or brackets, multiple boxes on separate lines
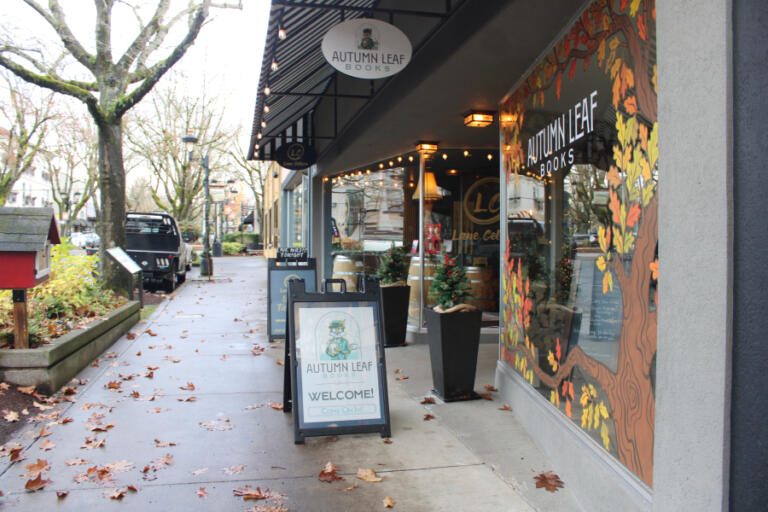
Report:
0,256,581,511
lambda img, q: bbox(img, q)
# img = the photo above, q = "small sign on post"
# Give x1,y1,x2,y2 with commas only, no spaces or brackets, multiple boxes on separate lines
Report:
107,247,144,308
284,277,391,444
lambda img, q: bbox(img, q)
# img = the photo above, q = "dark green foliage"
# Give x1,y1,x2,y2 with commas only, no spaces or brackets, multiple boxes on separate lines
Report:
223,232,259,244
376,245,409,285
429,253,472,309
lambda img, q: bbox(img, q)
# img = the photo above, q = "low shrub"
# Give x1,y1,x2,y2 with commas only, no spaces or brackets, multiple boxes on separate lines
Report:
222,242,245,255
0,242,127,346
223,232,259,244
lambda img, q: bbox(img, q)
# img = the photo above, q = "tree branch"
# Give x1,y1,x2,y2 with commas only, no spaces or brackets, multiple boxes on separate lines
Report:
116,0,171,75
23,0,95,72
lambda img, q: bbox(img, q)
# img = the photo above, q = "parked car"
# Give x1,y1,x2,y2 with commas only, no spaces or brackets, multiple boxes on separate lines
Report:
125,212,191,292
69,231,99,249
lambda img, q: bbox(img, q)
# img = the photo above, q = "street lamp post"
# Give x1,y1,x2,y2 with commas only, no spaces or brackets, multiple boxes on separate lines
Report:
183,133,213,278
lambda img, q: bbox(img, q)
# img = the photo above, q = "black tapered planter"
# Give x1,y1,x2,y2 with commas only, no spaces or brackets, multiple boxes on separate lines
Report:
380,284,410,347
425,307,482,401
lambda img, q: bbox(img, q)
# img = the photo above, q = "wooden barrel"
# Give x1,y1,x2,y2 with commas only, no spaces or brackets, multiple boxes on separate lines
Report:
407,255,437,325
332,254,364,292
466,266,498,311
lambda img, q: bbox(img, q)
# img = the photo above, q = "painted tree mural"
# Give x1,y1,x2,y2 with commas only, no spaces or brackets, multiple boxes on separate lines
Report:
500,0,657,486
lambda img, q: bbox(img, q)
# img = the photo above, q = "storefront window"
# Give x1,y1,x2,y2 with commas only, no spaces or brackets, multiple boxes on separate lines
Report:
328,150,501,327
499,0,657,486
286,174,309,248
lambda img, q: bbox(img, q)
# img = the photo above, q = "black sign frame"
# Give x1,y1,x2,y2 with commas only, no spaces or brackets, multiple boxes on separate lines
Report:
267,257,316,341
284,277,391,444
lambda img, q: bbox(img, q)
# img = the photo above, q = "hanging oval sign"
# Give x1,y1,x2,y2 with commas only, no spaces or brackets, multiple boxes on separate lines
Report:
274,142,317,171
321,18,412,79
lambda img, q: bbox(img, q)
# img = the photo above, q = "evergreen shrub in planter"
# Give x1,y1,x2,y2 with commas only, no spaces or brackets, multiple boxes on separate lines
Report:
425,253,482,401
375,245,410,347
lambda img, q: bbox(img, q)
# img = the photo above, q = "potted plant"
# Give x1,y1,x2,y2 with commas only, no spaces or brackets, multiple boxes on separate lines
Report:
375,245,410,347
425,253,482,401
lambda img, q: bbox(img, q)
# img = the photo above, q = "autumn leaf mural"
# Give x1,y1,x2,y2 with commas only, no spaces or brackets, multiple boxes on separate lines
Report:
500,0,657,486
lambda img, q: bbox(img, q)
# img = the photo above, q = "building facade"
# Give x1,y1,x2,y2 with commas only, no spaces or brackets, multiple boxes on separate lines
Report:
248,1,767,509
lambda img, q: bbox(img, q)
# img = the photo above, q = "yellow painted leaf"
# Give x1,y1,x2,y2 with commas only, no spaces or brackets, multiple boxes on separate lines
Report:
598,39,606,67
624,231,636,253
630,0,642,17
620,202,627,229
602,271,613,294
599,401,610,419
601,421,611,450
580,386,590,407
596,255,607,272
642,181,655,207
593,404,600,429
648,123,659,170
581,407,589,428
547,351,558,372
588,384,597,397
615,112,626,146
613,226,624,255
639,155,651,181
598,226,609,253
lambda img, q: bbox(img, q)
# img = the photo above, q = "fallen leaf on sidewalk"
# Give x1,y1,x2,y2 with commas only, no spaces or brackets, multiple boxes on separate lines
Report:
145,330,157,337
534,471,564,493
81,436,106,450
223,464,245,475
39,439,55,451
383,438,393,444
356,468,382,482
126,333,137,340
22,459,50,479
39,428,52,437
197,487,208,498
199,418,232,431
191,467,208,476
478,392,493,400
276,359,284,366
423,414,435,421
318,461,344,483
394,369,402,374
420,397,435,404
3,410,19,422
17,385,36,395
484,384,498,392
233,485,267,500
268,401,283,410
147,407,167,414
24,474,52,491
341,483,358,492
498,405,513,411
108,488,127,500
177,396,197,402
395,375,408,381
65,458,89,466
105,460,135,473
57,490,68,498
154,439,176,448
106,381,121,390
383,495,396,508
179,382,195,391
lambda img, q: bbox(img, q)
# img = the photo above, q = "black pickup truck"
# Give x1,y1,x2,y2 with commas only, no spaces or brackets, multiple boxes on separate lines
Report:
125,212,191,292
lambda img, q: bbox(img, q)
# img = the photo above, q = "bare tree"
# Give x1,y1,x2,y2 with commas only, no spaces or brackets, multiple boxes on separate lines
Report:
125,77,231,228
0,0,241,286
228,135,265,236
0,71,56,205
126,175,156,212
43,105,99,235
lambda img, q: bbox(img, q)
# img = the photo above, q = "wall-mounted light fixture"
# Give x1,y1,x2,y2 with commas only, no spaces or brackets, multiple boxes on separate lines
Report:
415,141,438,154
464,111,495,128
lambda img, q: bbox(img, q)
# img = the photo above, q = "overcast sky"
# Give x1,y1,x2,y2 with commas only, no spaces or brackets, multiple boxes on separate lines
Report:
0,0,270,137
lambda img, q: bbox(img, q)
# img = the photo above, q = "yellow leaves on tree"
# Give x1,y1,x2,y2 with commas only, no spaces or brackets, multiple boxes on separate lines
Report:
580,384,612,451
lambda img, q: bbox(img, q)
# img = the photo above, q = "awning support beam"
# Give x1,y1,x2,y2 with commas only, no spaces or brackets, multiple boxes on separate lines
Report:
273,1,449,18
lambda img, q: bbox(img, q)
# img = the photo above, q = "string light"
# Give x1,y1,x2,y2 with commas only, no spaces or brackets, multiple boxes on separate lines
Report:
442,153,448,160
487,153,493,160
463,150,470,157
263,105,270,113
264,86,271,96
271,61,279,72
261,121,267,128
257,133,262,139
408,156,414,162
397,156,403,162
278,28,286,40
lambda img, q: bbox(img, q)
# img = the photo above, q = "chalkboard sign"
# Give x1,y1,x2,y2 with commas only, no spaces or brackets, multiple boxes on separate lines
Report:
285,277,391,444
277,247,308,261
268,258,316,340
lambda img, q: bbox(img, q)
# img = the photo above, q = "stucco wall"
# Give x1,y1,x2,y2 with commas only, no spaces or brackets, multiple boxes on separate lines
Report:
654,1,732,511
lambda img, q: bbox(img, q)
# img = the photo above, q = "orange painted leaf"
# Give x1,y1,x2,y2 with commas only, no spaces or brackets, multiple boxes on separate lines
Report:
624,95,638,115
607,166,622,188
556,72,562,99
626,203,641,228
609,189,621,225
569,59,576,81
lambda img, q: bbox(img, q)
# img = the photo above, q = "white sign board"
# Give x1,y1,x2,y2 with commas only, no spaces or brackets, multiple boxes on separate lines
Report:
297,306,381,423
321,18,412,79
107,247,142,274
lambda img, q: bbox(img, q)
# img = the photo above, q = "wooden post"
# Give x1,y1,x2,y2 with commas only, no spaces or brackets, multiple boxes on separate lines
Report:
12,289,29,349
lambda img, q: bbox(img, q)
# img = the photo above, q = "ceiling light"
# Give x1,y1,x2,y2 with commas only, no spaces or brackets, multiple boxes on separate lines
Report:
415,141,438,154
464,111,494,128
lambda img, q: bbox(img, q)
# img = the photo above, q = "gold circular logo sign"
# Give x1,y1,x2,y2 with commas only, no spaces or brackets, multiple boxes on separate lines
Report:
463,177,500,226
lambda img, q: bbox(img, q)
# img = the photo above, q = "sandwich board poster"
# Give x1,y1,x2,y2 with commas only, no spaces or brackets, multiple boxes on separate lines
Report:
286,278,391,442
267,258,316,340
